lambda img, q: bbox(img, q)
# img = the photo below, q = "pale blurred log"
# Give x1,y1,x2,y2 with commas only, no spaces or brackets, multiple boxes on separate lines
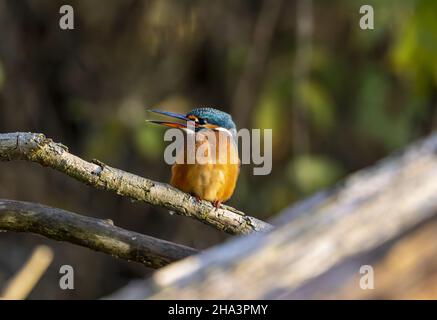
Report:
106,132,437,299
319,218,437,299
0,245,53,300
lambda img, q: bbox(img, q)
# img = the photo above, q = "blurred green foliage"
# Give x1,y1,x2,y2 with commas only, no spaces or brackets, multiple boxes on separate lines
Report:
299,80,335,132
287,154,344,194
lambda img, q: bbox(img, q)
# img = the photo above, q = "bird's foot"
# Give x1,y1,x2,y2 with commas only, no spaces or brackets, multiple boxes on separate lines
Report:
212,200,222,209
191,196,221,209
191,195,202,204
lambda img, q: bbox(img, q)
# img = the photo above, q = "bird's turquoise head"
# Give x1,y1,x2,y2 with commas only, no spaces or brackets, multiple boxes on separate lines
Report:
186,108,236,131
148,107,237,132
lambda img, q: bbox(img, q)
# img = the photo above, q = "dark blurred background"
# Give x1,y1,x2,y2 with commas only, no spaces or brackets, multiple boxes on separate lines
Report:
0,0,436,299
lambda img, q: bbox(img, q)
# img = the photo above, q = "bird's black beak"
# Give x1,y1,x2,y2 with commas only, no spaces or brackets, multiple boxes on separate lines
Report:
147,109,193,129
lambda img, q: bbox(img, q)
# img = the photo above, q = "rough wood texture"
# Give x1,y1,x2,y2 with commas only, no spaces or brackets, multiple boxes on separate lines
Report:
319,217,437,299
0,132,273,235
107,132,437,299
0,199,197,269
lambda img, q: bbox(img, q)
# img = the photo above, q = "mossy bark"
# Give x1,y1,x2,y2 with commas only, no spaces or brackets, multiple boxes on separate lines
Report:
0,199,197,268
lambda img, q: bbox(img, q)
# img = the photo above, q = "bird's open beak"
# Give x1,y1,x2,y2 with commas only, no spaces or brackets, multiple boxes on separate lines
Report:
147,109,193,129
147,109,221,130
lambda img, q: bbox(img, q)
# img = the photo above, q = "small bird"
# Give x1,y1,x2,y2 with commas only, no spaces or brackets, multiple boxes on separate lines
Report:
148,107,240,208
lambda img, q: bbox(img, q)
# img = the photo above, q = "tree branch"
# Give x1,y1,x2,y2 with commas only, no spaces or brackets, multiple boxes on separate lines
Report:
0,199,198,269
0,132,273,235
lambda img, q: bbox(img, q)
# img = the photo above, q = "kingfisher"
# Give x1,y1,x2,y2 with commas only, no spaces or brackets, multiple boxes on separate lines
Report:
148,107,240,208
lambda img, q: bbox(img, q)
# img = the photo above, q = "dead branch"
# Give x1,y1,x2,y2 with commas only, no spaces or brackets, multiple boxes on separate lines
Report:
0,199,197,269
0,132,273,235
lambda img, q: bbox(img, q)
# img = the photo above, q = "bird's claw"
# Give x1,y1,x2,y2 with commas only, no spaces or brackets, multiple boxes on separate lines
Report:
191,195,221,209
212,200,222,209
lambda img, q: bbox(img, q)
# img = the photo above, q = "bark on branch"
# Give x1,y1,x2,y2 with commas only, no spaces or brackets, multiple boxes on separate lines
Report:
0,199,197,269
0,132,272,235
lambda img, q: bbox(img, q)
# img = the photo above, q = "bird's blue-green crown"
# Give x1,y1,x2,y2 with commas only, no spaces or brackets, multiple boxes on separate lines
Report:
187,107,237,130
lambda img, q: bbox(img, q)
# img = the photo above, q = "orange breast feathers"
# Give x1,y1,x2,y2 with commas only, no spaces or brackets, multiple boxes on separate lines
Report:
170,130,240,204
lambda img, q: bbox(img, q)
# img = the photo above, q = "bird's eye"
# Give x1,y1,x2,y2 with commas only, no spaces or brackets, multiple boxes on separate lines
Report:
187,115,199,122
198,118,207,125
